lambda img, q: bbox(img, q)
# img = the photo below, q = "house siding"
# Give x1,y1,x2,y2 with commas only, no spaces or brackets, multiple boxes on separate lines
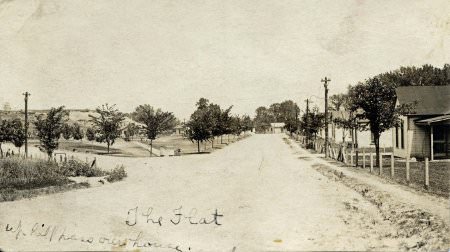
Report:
393,116,431,159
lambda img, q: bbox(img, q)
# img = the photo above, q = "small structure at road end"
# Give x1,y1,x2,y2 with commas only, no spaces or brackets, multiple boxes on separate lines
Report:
269,122,285,134
173,124,187,136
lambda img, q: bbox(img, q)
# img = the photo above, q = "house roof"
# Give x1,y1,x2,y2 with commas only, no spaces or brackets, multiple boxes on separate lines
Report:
270,122,285,127
396,86,450,115
416,115,450,125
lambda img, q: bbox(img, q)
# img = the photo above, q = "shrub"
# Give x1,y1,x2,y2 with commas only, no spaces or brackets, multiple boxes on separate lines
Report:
58,159,106,177
0,158,68,190
106,165,127,182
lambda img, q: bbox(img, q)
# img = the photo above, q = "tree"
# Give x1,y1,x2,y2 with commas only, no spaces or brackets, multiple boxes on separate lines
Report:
186,98,214,153
132,105,177,156
86,127,96,141
61,123,72,140
348,78,412,166
254,106,274,133
9,119,26,153
72,123,84,140
123,123,138,141
89,104,125,154
0,120,11,157
34,106,68,159
277,100,300,135
241,115,253,132
329,94,347,111
229,115,243,138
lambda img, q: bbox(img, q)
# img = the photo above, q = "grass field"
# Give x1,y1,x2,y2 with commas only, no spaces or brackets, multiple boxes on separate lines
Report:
342,154,449,197
0,157,127,202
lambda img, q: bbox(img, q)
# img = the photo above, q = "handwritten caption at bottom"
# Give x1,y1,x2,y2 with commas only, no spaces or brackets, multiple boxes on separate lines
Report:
125,206,224,227
0,206,224,252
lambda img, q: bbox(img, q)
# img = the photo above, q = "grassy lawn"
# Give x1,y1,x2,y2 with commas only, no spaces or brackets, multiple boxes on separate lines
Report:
54,134,252,157
151,133,251,155
350,155,449,197
0,157,127,202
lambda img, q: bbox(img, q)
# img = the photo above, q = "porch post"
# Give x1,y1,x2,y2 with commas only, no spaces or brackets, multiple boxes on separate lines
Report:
430,125,434,161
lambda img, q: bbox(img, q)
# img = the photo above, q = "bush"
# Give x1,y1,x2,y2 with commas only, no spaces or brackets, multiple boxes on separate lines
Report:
58,159,106,177
0,158,69,190
106,165,127,182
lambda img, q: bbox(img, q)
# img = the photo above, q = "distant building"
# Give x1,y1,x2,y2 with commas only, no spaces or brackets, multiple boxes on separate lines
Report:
393,86,449,160
174,124,187,135
269,122,285,134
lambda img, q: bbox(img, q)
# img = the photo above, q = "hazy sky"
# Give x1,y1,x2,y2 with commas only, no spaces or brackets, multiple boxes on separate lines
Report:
0,0,449,120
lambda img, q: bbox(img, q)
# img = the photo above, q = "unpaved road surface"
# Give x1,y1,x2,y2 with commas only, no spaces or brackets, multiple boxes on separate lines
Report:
0,134,448,251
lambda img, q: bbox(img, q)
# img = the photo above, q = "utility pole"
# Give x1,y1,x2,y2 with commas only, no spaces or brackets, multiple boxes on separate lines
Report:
321,77,330,158
23,92,30,158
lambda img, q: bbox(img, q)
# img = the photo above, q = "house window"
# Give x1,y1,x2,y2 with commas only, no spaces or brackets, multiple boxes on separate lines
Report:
400,120,405,149
370,133,375,144
395,126,399,148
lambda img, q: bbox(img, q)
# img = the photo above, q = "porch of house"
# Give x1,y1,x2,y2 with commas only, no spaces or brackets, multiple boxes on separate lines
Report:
416,115,450,161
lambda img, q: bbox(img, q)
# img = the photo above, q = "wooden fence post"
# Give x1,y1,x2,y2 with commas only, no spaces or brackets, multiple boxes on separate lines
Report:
369,153,373,173
406,156,410,184
362,149,366,169
390,153,395,178
379,154,383,176
424,158,429,190
350,151,354,167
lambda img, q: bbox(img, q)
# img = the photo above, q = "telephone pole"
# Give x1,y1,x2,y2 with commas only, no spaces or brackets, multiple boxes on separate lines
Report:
321,77,330,158
23,92,30,158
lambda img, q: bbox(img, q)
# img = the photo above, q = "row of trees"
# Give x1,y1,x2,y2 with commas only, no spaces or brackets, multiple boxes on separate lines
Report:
32,104,178,158
33,99,252,157
186,98,253,153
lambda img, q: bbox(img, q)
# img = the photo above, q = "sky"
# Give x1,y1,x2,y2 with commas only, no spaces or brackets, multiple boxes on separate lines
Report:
0,0,449,120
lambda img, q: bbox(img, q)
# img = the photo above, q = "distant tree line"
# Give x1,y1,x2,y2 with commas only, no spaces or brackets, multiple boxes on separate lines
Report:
253,100,300,134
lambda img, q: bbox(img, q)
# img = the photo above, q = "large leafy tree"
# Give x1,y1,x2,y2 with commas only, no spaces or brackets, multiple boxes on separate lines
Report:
132,104,177,156
89,104,125,154
254,106,274,133
186,98,214,153
34,106,68,159
279,100,300,135
348,78,413,166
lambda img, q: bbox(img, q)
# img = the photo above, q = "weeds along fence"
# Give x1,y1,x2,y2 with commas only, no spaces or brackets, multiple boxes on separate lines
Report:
290,133,447,195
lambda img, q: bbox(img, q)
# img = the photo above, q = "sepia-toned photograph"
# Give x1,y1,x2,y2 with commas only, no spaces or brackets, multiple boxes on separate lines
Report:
0,0,449,251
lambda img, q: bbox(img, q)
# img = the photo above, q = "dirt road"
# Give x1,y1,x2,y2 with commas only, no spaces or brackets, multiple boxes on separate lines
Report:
0,134,447,251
